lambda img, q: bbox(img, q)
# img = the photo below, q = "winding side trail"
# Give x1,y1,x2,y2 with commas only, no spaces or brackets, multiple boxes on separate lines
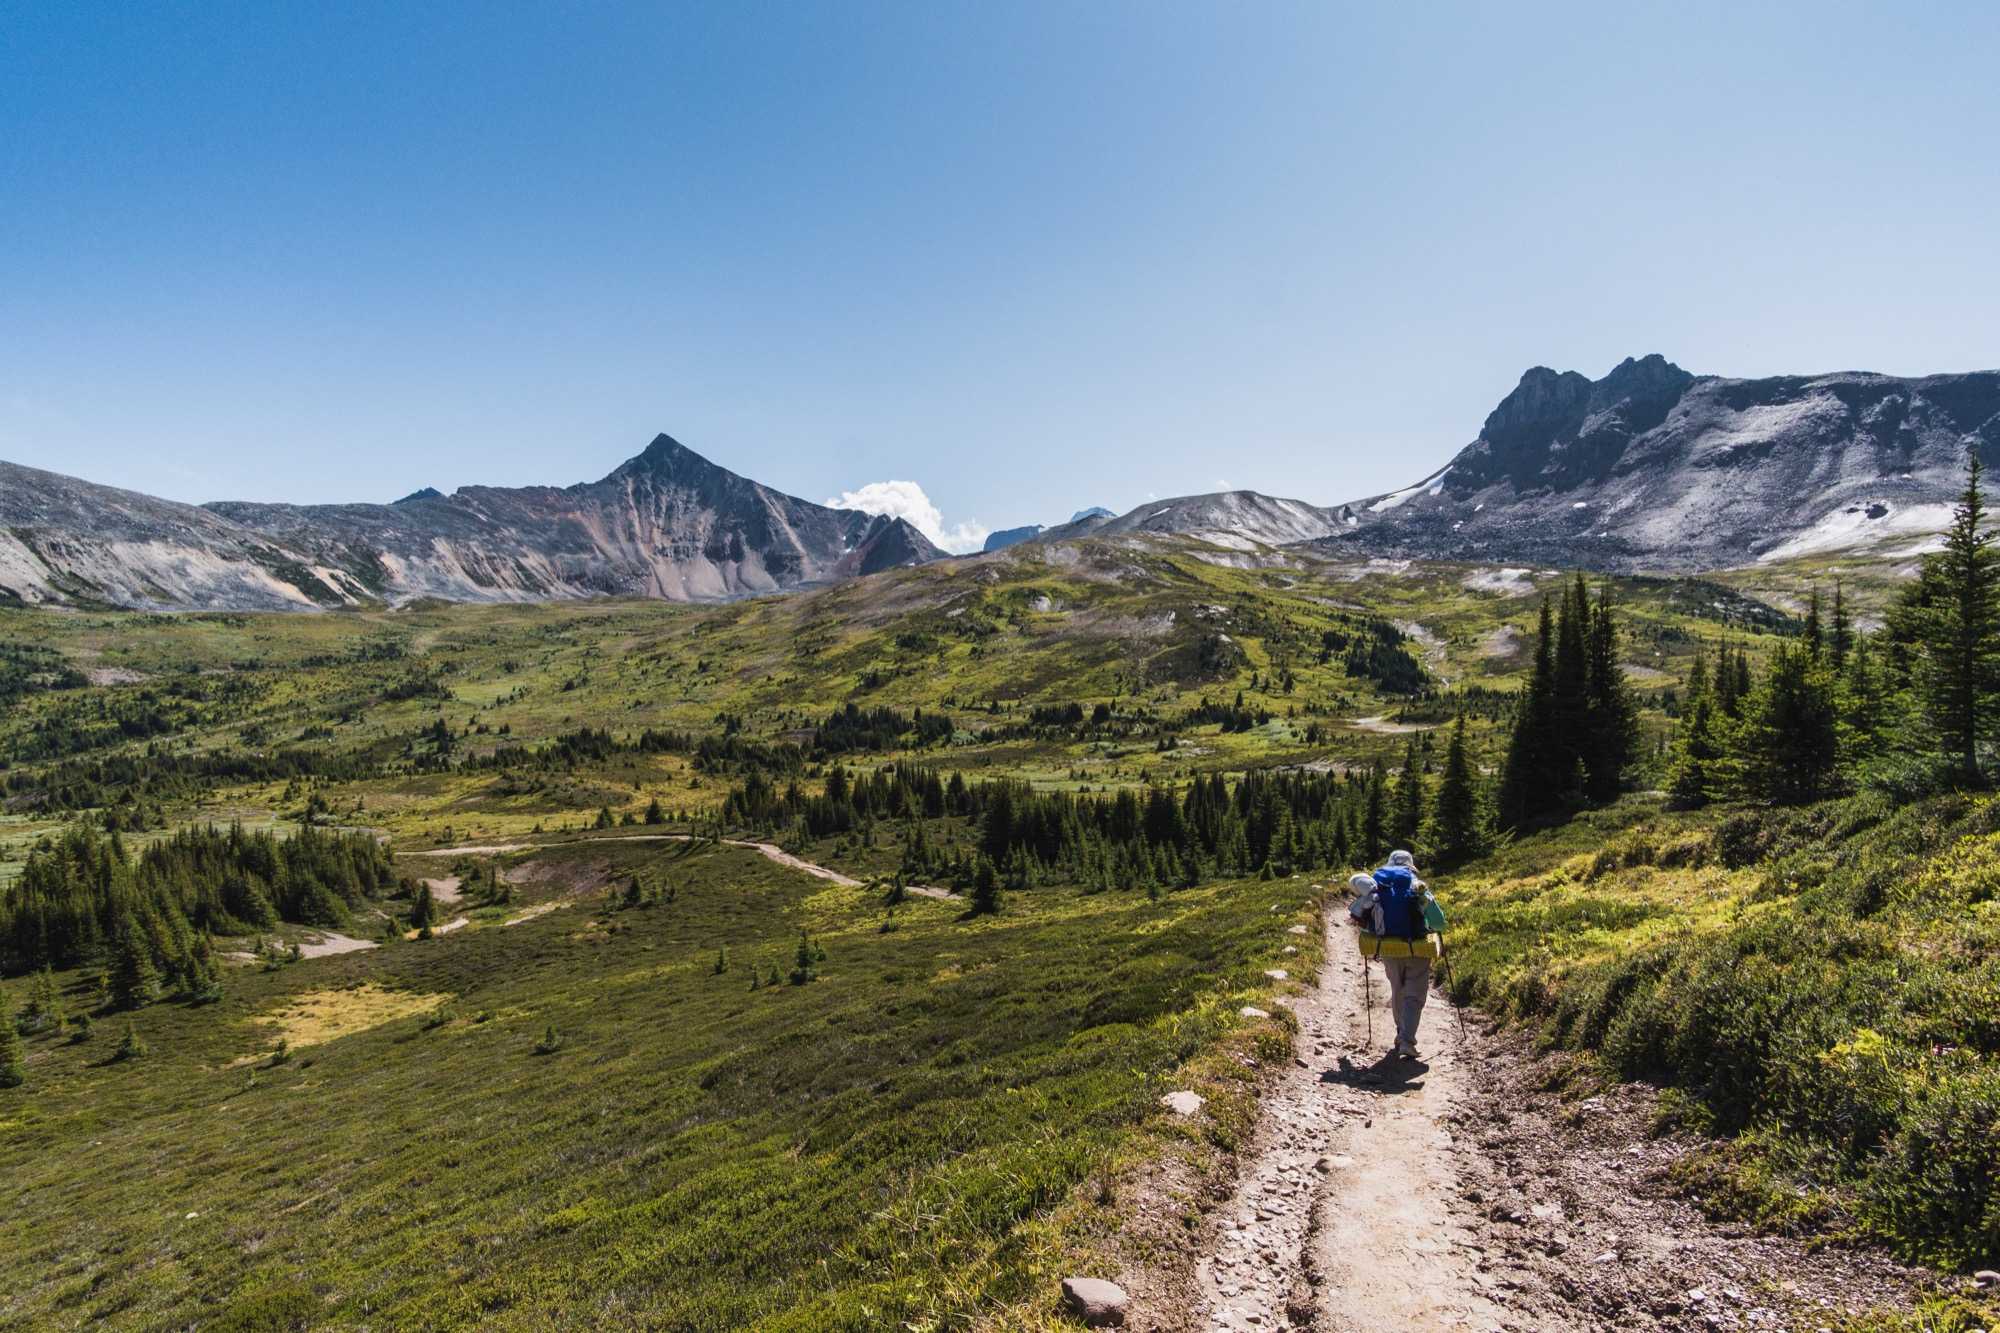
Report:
408,834,960,898
1185,911,1937,1332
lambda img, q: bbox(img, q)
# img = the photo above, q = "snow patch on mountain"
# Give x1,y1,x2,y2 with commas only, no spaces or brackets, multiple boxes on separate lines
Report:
1757,501,1954,563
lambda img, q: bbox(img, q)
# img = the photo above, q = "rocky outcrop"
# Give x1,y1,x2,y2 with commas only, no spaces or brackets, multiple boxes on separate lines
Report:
1,435,944,610
1319,357,2000,570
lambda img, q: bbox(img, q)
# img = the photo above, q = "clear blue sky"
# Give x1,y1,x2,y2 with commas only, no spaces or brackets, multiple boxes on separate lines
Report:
5,2,1997,550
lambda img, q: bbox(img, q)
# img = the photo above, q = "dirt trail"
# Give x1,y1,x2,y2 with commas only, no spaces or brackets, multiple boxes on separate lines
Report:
410,834,961,897
1186,912,1938,1332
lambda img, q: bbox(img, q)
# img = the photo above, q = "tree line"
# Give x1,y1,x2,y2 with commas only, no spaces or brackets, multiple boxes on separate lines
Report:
0,823,401,983
1664,454,2000,805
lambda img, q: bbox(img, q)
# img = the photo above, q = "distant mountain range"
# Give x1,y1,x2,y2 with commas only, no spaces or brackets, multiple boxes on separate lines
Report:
0,435,941,611
980,508,1115,552
8,357,1997,611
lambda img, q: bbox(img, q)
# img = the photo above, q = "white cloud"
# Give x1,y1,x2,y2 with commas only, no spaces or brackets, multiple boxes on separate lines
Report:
826,479,987,554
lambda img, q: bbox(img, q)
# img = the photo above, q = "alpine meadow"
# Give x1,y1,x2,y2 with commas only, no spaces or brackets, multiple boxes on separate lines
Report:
7,4,2000,1331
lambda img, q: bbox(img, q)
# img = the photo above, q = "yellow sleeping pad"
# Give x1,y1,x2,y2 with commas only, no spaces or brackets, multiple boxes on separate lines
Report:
1356,930,1441,959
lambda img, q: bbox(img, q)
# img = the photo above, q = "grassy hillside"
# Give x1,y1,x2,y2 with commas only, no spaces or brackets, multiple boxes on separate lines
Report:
0,536,1804,855
1442,792,2000,1270
0,835,1324,1329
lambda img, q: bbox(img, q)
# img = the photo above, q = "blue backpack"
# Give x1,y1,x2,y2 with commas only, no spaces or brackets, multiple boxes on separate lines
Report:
1372,866,1425,940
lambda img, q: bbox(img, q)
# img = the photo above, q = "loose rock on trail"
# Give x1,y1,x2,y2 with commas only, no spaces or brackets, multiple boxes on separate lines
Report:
1176,909,1943,1331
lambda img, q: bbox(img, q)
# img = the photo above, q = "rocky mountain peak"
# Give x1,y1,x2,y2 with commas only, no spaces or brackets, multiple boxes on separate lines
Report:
611,433,717,484
1596,353,1692,400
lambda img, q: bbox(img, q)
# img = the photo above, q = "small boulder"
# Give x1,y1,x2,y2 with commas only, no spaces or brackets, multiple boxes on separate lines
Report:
1263,969,1289,981
1160,1090,1205,1116
1240,1005,1270,1019
1061,1276,1129,1327
1973,1269,1999,1290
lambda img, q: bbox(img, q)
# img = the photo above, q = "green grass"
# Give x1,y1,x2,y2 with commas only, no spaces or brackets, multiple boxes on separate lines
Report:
0,839,1323,1329
1441,793,2000,1271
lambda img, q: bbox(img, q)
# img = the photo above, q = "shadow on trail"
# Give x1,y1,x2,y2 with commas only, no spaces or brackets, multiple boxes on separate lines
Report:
1320,1051,1430,1093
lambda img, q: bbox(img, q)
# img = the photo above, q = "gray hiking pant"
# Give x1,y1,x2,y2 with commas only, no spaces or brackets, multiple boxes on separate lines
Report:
1380,957,1431,1047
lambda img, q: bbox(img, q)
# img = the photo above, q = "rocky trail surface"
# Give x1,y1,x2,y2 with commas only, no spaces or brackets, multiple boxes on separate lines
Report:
1175,911,1948,1332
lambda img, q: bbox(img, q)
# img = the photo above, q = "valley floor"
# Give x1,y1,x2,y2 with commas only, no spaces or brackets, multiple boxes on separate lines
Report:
1137,913,1947,1332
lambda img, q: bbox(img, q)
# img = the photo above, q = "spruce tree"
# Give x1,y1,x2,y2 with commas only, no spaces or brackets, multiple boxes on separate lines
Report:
1667,647,1721,808
1713,637,1742,718
1740,642,1842,804
1390,736,1425,853
1361,760,1388,863
1918,450,2000,783
1497,599,1563,829
1427,712,1485,868
1831,581,1852,672
109,922,159,1011
1582,587,1638,805
411,883,437,930
0,1004,24,1088
1804,586,1824,659
113,1020,146,1062
970,855,1002,915
1551,577,1592,798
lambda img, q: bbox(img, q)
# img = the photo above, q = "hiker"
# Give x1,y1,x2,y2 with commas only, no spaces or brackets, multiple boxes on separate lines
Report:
1348,850,1446,1059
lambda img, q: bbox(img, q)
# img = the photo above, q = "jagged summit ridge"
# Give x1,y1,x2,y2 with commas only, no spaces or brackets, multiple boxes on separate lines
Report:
2,436,945,610
1321,357,2000,569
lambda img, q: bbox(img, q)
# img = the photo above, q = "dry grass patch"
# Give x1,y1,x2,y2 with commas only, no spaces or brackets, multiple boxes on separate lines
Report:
241,983,451,1059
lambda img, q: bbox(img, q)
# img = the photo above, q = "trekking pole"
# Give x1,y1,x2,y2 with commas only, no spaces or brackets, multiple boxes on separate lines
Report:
1362,952,1373,1049
1436,930,1470,1042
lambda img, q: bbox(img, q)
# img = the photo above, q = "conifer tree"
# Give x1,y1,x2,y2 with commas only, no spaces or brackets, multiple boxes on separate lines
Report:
411,883,437,930
1361,760,1388,862
1667,647,1721,807
109,921,159,1011
1427,712,1485,868
1582,587,1638,804
1739,641,1842,804
1804,586,1825,659
643,797,666,825
1917,451,2000,782
1498,599,1566,828
0,1004,24,1088
1551,578,1592,791
1831,581,1852,671
113,1020,146,1062
1839,636,1888,754
1390,736,1425,853
1713,637,1742,718
970,855,1002,915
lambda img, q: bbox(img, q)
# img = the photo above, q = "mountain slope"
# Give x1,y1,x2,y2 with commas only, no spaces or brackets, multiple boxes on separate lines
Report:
1036,490,1342,551
2,435,944,611
0,460,355,610
1321,355,2000,569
